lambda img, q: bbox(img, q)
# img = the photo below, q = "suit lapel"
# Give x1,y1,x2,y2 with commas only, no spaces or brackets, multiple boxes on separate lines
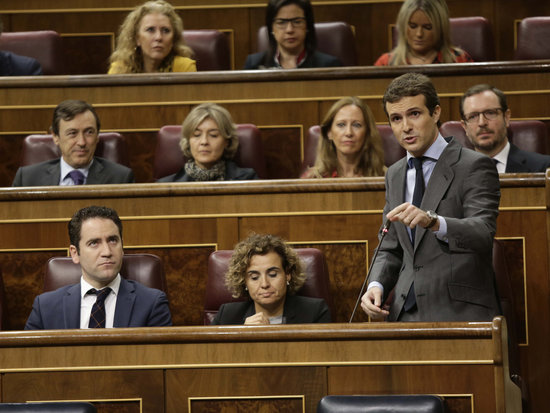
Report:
415,139,460,249
86,158,103,185
43,161,61,185
113,278,136,327
505,144,525,173
63,284,82,329
389,159,414,255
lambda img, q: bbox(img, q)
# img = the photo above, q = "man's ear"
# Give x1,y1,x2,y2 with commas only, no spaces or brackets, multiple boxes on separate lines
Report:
69,245,80,264
52,133,60,147
432,105,441,123
504,108,511,128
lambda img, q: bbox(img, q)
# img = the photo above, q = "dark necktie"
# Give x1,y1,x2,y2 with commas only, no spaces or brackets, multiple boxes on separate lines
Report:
68,170,85,185
88,287,111,328
404,157,425,312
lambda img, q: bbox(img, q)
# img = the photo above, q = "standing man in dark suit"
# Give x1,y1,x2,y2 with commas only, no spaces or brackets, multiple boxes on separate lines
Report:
0,18,42,76
361,73,500,322
12,100,134,186
25,206,172,329
460,84,550,173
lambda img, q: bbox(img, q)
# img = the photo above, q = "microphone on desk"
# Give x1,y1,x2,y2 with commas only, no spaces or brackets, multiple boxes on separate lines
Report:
349,219,391,323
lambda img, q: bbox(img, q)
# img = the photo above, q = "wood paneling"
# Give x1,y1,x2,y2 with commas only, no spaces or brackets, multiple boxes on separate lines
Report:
0,320,522,413
0,63,548,185
0,174,545,410
3,1,550,69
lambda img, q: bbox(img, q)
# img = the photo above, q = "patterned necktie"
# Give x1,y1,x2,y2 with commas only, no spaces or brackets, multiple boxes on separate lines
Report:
68,170,85,185
88,287,111,328
404,157,425,312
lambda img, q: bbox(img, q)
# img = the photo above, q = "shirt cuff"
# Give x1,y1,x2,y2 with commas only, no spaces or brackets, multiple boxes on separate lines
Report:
434,216,448,242
367,281,384,295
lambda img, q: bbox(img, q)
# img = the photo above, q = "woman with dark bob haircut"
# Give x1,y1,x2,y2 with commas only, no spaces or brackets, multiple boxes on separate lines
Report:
244,0,341,69
211,234,331,325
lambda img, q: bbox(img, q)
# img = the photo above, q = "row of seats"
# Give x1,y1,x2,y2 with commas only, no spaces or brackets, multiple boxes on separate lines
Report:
1,16,549,74
20,119,549,181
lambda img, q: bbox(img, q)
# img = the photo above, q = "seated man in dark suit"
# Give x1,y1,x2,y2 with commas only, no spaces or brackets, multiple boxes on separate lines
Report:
0,18,42,76
25,206,172,329
12,100,134,186
460,84,550,173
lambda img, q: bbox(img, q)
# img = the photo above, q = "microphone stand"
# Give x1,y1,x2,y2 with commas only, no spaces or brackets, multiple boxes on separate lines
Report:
349,220,391,323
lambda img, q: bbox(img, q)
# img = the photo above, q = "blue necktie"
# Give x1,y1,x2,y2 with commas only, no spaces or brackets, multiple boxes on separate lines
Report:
404,157,425,312
88,287,111,328
68,170,85,185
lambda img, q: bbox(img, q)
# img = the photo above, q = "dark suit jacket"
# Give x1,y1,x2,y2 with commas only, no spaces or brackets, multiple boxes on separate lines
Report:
0,50,42,76
506,142,550,173
12,157,135,186
244,50,342,69
371,137,501,322
157,160,258,182
24,278,172,329
210,295,331,325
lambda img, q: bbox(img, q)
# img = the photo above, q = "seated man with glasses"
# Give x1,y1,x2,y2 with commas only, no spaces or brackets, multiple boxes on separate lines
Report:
244,0,342,69
460,84,550,173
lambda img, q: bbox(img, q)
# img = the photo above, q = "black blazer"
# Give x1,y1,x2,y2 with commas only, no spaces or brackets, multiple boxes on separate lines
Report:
12,157,135,186
0,50,42,76
157,160,258,182
244,50,342,69
211,295,331,325
506,143,550,173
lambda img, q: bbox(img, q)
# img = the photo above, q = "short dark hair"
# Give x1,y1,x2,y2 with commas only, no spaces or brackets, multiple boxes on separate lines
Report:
264,0,316,64
51,100,100,136
0,18,3,35
459,84,508,119
68,206,123,252
383,72,440,118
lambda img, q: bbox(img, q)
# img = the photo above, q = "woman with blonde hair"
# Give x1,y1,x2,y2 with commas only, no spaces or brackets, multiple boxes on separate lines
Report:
302,96,385,178
375,0,472,66
108,0,196,73
211,233,331,325
157,103,258,182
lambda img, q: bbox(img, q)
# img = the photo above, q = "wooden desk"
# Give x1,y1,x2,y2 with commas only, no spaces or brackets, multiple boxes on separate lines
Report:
0,62,548,185
0,318,521,413
0,173,547,410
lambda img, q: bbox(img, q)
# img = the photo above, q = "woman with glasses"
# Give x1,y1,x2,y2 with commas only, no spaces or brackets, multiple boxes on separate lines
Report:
244,0,342,69
375,0,473,66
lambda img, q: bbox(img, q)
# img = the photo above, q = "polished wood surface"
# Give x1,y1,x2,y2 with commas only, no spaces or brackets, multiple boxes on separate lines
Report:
0,62,548,185
0,319,521,413
0,173,547,410
2,0,550,72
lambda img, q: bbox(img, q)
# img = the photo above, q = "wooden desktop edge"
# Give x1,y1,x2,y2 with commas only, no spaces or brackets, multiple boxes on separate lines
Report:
0,173,544,201
0,317,502,348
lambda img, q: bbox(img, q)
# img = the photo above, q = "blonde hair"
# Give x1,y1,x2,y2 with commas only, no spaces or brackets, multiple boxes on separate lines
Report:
179,103,239,160
109,0,193,73
308,97,385,177
225,233,306,299
390,0,462,65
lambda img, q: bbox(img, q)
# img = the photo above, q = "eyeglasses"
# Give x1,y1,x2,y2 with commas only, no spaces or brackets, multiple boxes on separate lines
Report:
273,17,306,29
463,108,503,124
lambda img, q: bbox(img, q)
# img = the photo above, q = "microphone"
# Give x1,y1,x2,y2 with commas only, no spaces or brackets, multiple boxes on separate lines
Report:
349,219,391,323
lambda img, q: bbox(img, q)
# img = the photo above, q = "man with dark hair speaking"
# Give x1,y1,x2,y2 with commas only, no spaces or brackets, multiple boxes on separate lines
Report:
361,73,501,322
25,206,171,329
